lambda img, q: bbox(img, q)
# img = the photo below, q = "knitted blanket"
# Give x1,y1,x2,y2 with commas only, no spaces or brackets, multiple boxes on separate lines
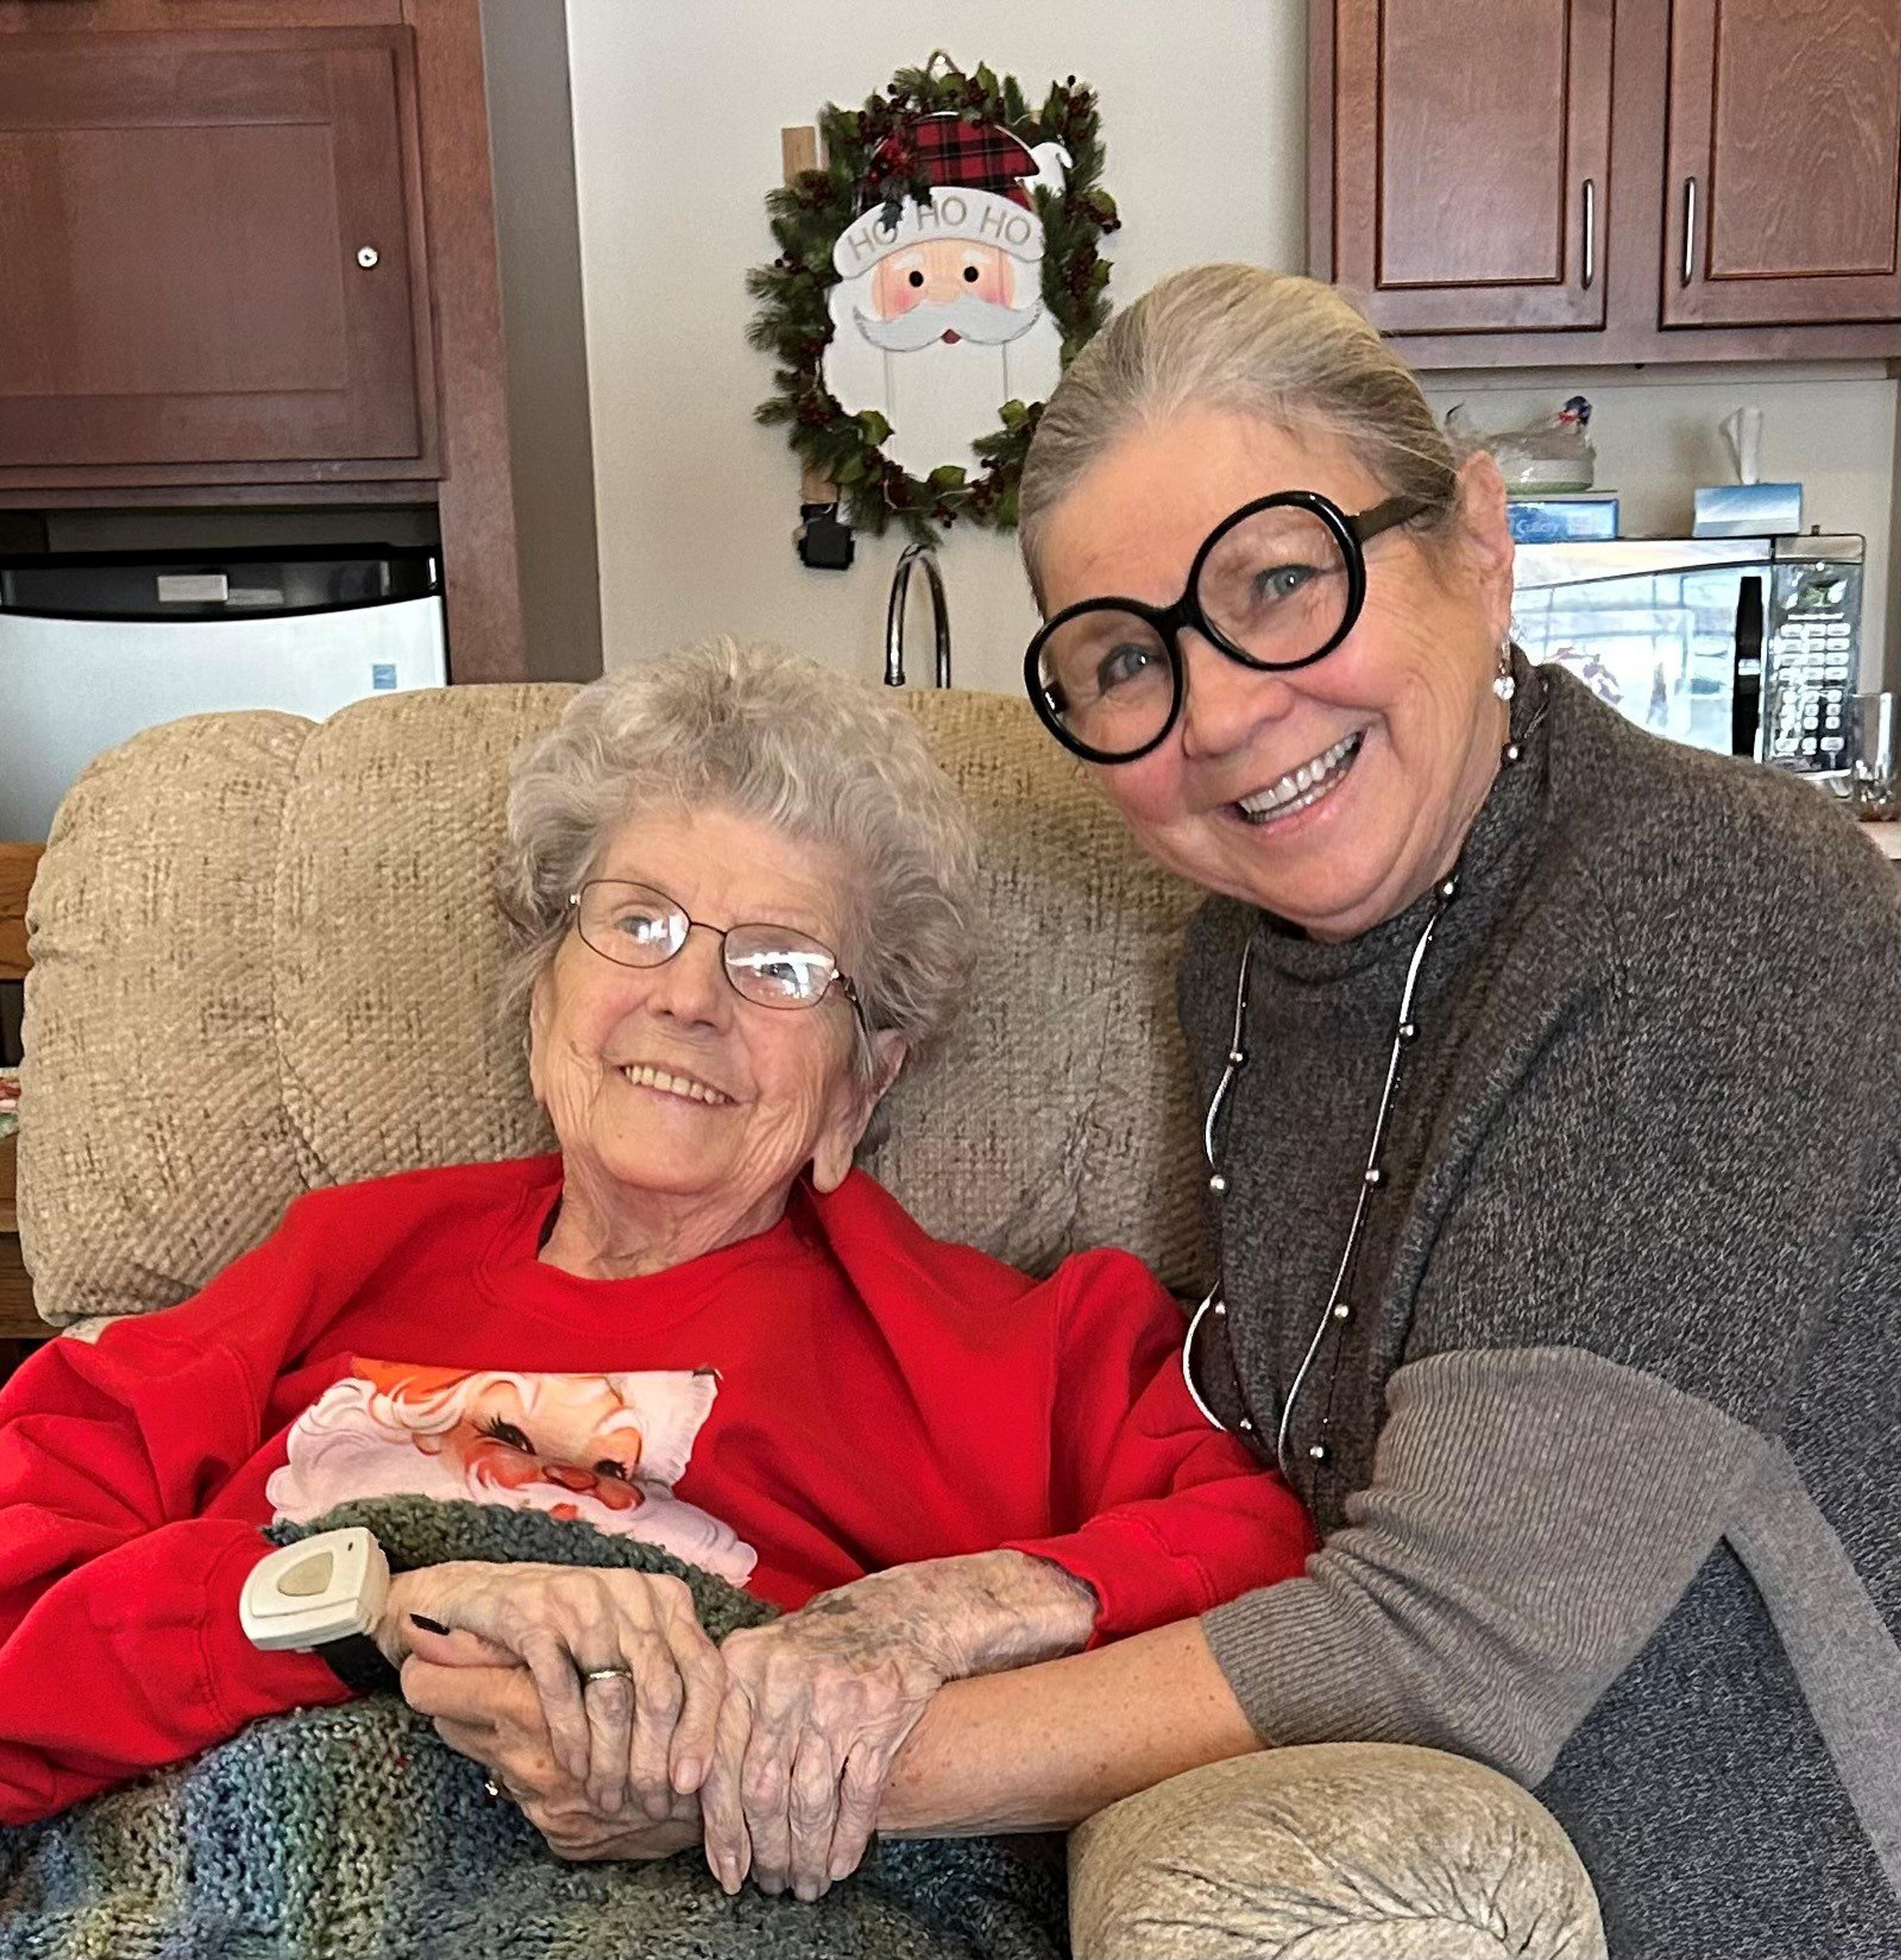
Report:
0,1498,1069,1960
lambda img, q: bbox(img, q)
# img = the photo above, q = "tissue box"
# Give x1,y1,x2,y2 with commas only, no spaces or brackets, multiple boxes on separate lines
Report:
1694,484,1802,537
1507,495,1620,542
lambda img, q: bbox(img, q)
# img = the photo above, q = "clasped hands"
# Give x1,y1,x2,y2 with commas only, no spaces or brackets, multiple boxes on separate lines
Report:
376,1562,947,1900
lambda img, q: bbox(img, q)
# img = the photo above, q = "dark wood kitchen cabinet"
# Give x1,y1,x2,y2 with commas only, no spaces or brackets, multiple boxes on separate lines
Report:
0,30,435,473
1327,0,1613,336
1310,0,1901,367
1664,0,1901,329
0,0,524,681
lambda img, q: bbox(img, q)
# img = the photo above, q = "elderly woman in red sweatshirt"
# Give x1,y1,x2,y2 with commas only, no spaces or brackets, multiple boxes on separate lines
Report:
0,639,1310,1901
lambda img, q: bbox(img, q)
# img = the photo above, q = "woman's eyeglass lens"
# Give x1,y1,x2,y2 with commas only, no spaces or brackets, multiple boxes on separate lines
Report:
570,881,851,1012
1028,494,1415,763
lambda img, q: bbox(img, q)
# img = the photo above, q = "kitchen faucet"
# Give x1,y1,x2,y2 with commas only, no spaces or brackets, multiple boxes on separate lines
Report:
884,543,950,688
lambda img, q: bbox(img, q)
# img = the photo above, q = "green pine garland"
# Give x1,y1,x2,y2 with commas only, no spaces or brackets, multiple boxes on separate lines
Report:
747,52,1119,546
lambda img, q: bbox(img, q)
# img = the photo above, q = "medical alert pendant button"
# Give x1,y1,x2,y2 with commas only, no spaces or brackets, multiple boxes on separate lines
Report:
239,1526,391,1652
277,1550,335,1597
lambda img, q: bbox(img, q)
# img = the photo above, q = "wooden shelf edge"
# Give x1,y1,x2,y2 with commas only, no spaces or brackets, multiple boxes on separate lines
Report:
0,1303,47,1343
1390,320,1901,372
0,482,442,511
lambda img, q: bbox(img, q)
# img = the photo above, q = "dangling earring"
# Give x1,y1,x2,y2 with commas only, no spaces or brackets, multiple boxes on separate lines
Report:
1493,634,1517,703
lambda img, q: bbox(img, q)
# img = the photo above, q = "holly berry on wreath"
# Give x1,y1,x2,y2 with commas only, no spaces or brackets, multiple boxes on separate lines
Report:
748,55,1119,545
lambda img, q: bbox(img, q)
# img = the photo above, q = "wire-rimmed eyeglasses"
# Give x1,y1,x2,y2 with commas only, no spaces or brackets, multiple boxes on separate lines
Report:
1024,490,1427,765
566,880,863,1023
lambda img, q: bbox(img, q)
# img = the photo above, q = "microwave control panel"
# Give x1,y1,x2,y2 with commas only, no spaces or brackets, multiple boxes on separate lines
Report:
1760,554,1863,776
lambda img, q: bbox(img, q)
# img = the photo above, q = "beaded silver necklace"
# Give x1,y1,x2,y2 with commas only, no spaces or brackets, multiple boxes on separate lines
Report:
1182,678,1530,1484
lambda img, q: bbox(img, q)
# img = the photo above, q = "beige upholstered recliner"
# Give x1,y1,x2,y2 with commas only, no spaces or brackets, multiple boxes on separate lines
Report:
17,684,1604,1959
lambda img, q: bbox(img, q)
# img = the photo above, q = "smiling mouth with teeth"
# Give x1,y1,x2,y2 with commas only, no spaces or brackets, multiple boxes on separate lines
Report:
1235,731,1366,825
618,1062,733,1106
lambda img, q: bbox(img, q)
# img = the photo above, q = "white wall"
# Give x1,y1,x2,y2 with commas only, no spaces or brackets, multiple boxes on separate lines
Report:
566,0,1899,694
566,0,1306,695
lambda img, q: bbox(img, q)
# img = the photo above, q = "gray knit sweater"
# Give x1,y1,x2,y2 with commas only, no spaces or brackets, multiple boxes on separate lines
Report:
1181,661,1901,1959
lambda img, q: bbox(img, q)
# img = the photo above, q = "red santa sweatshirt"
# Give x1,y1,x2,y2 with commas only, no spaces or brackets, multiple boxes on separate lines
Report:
0,1155,1311,1823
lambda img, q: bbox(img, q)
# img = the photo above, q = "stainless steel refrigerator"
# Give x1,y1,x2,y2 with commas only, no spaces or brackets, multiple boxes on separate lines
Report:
0,545,447,840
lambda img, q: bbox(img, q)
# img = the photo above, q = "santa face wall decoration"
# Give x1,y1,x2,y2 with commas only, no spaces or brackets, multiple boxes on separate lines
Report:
748,65,1117,542
822,118,1070,480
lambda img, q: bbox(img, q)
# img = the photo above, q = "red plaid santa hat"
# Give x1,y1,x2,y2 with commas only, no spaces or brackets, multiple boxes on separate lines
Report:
831,114,1069,279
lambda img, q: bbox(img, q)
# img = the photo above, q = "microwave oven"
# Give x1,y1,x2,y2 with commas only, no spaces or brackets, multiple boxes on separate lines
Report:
1510,534,1866,778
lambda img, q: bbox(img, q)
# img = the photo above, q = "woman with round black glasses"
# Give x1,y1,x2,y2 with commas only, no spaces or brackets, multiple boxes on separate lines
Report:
943,262,1901,1959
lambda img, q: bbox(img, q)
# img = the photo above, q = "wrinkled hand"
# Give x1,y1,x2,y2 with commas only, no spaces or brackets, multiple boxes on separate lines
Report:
700,1552,1097,1902
700,1591,947,1902
402,1657,702,1862
378,1562,723,1817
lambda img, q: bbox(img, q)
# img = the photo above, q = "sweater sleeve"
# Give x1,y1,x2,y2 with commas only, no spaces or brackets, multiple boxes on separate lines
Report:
1001,1249,1315,1642
0,1223,349,1823
1203,824,1901,1781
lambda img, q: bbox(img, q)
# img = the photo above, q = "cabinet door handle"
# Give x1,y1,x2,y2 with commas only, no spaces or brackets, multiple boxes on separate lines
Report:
1581,178,1597,290
1680,178,1698,287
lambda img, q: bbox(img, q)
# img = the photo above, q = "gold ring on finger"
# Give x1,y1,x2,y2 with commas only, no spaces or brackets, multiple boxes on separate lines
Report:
580,1664,635,1684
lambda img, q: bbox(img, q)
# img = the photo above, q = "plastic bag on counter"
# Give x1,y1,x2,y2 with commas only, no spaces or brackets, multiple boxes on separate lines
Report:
1446,394,1595,491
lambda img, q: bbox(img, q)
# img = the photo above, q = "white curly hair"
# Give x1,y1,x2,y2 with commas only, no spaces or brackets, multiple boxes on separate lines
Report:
495,638,979,1085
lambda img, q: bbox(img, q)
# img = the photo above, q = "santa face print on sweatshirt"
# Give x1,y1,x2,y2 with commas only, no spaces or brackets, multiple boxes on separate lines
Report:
265,1358,757,1584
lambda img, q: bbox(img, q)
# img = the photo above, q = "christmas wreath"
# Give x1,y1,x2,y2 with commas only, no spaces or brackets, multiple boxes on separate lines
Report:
747,54,1118,544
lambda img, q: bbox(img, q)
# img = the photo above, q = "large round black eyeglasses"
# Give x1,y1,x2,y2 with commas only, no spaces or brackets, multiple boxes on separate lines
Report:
1023,490,1427,764
567,880,863,1022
